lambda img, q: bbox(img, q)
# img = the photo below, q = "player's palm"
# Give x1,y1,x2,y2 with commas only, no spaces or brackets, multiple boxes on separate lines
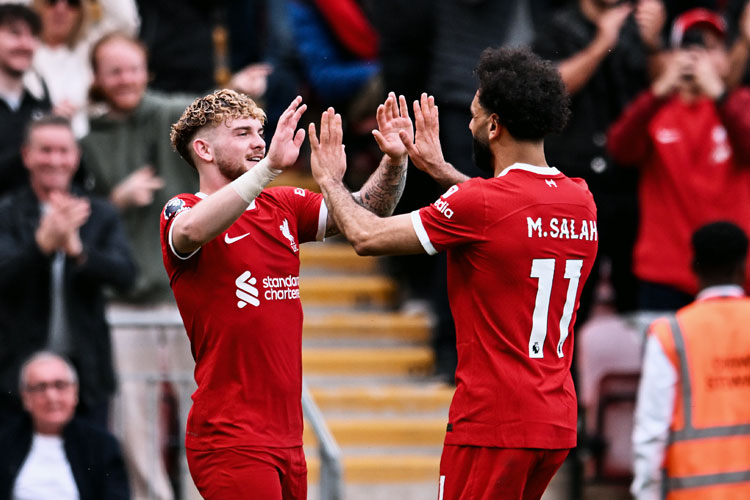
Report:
309,108,347,185
402,93,447,175
372,93,413,161
267,97,307,170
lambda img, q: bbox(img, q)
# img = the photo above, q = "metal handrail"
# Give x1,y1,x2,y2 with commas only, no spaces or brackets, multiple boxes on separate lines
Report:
108,311,343,499
302,378,343,500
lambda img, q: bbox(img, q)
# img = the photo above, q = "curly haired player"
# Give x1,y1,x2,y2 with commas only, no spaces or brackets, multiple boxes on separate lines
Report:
161,89,412,499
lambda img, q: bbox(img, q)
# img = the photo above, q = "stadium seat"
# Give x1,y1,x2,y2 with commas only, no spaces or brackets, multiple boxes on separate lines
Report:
576,312,661,481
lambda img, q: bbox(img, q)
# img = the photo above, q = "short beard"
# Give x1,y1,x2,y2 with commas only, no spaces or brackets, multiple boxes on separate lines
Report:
472,137,494,175
217,156,248,181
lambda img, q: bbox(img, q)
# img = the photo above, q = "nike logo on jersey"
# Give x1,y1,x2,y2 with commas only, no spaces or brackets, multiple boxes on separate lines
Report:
225,233,250,244
545,179,558,188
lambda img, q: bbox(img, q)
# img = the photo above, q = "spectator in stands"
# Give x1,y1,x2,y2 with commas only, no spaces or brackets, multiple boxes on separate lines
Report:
136,0,288,125
30,0,139,137
82,31,197,304
0,114,135,429
0,3,50,197
0,351,130,500
81,31,199,500
607,8,750,311
533,0,666,324
726,0,750,88
288,0,383,189
226,0,301,141
135,0,215,94
632,221,750,499
288,0,380,118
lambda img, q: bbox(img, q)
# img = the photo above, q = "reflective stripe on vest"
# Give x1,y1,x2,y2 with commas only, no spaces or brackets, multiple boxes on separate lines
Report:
665,315,750,494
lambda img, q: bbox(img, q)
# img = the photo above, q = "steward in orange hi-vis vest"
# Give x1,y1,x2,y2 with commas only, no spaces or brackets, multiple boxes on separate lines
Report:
632,221,750,500
652,298,750,499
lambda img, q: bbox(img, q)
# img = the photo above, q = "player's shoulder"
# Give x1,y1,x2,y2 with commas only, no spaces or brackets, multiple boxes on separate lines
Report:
261,185,320,207
162,193,199,222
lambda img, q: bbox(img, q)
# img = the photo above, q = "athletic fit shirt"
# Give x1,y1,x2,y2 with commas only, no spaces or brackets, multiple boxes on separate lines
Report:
411,163,598,449
161,187,327,450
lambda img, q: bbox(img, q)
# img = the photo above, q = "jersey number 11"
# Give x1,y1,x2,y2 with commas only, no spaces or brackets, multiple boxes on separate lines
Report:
528,258,583,359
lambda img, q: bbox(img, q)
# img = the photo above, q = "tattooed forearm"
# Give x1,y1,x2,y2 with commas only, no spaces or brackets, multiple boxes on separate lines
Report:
355,155,407,217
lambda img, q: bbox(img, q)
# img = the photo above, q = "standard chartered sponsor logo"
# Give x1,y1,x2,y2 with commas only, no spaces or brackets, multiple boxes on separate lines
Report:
234,270,301,308
263,275,301,300
235,271,260,308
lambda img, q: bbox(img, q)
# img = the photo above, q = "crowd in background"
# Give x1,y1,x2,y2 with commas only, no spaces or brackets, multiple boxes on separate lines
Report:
1,0,750,498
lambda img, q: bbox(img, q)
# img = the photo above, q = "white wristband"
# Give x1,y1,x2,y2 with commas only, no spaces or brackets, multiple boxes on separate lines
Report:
230,158,282,204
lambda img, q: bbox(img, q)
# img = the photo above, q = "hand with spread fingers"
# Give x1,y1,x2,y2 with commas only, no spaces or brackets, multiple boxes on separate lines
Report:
372,92,413,164
309,108,347,186
266,96,307,170
399,93,445,174
399,93,468,188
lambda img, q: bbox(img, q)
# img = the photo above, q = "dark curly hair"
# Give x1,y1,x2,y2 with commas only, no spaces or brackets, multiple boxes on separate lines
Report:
475,47,570,141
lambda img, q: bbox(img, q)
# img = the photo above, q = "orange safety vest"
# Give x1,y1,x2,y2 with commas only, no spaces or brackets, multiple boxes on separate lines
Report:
651,297,750,500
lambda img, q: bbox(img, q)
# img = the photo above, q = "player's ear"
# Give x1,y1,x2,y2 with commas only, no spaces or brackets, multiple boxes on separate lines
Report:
192,137,213,163
488,114,502,140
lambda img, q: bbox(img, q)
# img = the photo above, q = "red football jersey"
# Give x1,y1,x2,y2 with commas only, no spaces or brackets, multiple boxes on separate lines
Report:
160,187,327,450
411,164,598,449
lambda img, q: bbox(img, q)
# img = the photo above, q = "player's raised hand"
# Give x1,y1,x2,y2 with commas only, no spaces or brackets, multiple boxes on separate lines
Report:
400,93,448,176
372,92,413,163
267,96,307,170
309,108,346,186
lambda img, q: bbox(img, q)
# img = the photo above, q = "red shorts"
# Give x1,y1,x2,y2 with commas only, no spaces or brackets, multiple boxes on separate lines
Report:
187,445,307,500
438,445,569,500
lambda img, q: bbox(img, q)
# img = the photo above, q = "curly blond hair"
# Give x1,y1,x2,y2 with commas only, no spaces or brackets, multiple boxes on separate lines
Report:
170,89,267,169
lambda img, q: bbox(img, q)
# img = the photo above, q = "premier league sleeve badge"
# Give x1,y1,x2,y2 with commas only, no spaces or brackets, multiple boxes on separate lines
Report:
163,197,188,220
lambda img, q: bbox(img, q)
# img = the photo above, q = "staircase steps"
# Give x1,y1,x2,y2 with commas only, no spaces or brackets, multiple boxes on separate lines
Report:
298,238,448,500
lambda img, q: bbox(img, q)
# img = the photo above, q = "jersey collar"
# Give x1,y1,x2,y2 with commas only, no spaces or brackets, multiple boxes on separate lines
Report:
696,284,745,301
195,191,256,210
497,163,560,177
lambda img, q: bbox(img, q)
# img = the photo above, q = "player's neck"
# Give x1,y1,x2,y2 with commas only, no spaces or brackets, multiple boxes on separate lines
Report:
197,167,230,196
493,141,548,176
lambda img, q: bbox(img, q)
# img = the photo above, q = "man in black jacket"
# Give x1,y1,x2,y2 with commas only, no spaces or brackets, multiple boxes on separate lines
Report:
0,352,129,500
0,4,51,197
0,115,135,427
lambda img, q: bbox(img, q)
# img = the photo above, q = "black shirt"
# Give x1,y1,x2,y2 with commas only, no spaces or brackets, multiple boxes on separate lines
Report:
0,85,51,196
533,4,650,197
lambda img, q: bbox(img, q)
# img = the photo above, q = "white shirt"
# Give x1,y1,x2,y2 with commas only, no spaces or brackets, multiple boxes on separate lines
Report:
31,0,140,137
631,285,746,500
12,433,79,500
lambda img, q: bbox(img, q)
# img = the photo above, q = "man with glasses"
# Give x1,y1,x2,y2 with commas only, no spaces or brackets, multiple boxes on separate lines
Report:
0,351,130,500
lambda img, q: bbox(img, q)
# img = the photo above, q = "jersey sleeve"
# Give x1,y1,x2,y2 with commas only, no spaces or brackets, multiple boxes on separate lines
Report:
160,194,199,276
273,187,327,244
410,180,488,255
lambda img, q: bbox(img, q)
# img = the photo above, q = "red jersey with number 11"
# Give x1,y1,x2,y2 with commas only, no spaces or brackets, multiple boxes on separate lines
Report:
411,163,598,449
